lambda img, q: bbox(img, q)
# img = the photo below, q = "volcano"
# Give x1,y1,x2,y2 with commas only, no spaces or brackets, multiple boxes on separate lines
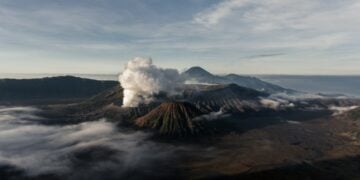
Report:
182,66,292,93
135,101,210,136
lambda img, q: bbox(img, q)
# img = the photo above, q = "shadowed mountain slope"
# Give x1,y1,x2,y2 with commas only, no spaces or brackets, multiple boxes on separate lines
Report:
0,76,118,104
182,66,292,93
184,84,268,113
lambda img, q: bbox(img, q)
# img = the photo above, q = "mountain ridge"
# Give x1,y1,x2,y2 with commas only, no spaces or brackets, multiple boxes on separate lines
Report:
0,76,118,104
182,66,292,93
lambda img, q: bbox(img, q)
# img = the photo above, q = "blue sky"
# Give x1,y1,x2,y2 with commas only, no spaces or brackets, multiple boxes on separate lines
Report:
0,0,359,75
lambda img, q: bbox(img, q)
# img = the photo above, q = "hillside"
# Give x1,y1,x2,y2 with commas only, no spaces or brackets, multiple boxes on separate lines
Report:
184,83,268,113
0,76,118,104
182,66,292,93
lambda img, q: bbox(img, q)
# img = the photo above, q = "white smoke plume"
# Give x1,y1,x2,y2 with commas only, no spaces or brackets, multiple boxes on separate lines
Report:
260,98,295,110
119,57,183,107
193,108,230,121
260,98,281,109
286,120,301,125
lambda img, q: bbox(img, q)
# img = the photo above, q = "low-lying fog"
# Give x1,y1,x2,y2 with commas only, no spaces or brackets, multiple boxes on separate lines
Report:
0,107,181,179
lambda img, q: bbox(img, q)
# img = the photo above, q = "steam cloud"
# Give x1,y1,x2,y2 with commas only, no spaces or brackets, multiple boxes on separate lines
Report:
193,108,230,121
119,57,183,107
260,98,281,109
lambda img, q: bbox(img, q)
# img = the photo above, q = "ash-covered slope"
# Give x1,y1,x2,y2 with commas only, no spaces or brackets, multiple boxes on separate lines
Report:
343,107,360,121
182,66,291,93
77,85,124,112
135,102,209,136
184,84,268,113
44,83,270,124
42,85,158,125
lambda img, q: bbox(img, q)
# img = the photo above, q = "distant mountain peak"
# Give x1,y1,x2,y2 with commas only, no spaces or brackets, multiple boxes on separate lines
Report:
184,66,213,77
225,73,238,77
225,73,254,79
182,67,290,93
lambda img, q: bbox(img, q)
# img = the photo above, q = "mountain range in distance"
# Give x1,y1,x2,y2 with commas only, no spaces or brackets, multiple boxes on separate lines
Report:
182,66,293,93
1,65,360,179
0,66,293,105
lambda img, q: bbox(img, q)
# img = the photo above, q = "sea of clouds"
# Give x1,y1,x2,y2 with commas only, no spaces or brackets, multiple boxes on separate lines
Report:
0,106,181,179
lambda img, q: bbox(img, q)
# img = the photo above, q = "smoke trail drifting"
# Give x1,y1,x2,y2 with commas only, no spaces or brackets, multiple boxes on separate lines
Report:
119,57,183,107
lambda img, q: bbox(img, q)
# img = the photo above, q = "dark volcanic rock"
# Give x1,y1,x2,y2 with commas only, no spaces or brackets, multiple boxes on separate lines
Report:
186,84,268,100
185,84,267,113
135,101,209,136
0,76,118,105
77,85,124,112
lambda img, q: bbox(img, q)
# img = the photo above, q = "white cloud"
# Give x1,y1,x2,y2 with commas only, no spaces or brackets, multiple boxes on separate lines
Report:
253,33,349,50
192,0,360,39
0,107,179,178
1,0,360,74
329,105,359,116
260,98,281,109
193,0,250,27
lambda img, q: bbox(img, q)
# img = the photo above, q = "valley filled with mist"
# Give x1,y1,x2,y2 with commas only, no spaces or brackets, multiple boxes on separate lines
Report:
2,0,360,179
1,58,360,180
